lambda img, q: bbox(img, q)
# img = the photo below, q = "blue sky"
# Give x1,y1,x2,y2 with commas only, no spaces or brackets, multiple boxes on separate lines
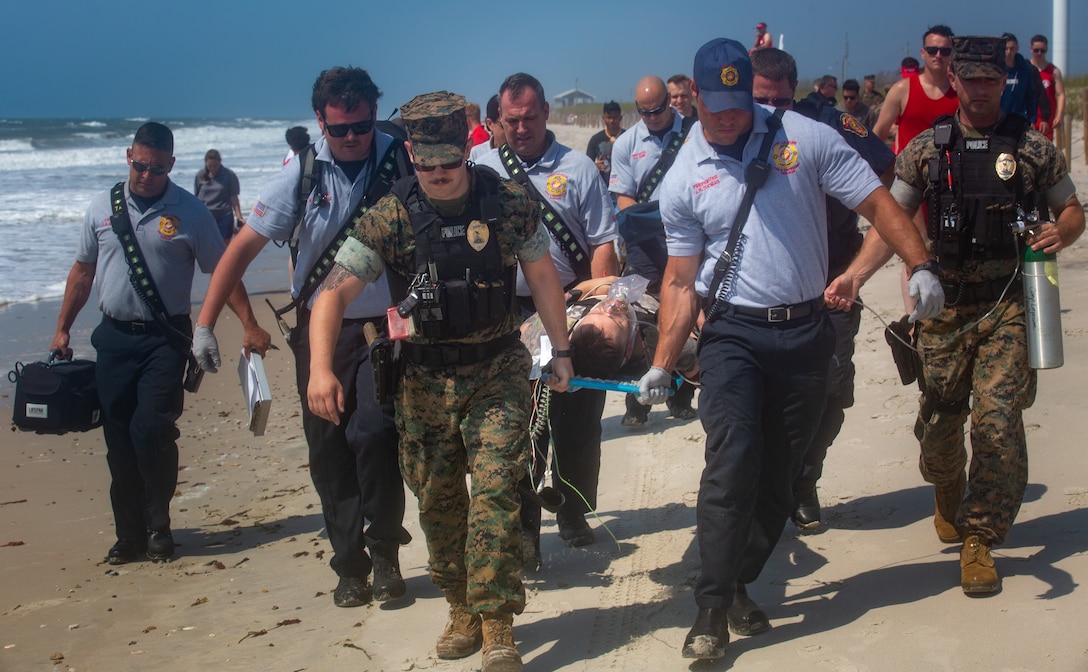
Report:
3,0,1085,119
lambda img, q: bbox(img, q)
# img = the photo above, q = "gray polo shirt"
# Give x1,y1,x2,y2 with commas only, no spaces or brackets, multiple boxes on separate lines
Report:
659,108,881,306
608,112,686,200
247,134,397,319
77,180,225,320
474,131,616,293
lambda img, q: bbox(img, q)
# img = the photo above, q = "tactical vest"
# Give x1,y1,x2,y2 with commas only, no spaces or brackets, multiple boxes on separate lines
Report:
388,166,518,339
926,114,1040,270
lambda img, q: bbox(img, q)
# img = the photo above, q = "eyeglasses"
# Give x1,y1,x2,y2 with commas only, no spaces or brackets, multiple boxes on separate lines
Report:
1032,48,1047,54
924,46,953,57
322,118,374,138
414,158,464,172
129,158,169,176
842,94,858,101
636,99,669,116
753,96,793,108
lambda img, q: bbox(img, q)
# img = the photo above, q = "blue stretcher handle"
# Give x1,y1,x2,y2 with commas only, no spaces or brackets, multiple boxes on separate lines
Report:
567,376,680,395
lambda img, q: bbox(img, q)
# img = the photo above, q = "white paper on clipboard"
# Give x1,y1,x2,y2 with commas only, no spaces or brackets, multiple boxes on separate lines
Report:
238,350,272,436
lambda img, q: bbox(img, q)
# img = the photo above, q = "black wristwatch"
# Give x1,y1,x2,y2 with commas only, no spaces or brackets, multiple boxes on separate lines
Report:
551,348,571,359
910,259,940,277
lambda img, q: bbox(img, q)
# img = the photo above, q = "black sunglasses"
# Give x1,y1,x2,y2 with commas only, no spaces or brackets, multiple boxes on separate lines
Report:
414,158,464,172
753,96,793,108
129,158,169,176
323,118,374,138
1032,48,1047,54
924,46,952,57
842,94,858,100
637,98,670,116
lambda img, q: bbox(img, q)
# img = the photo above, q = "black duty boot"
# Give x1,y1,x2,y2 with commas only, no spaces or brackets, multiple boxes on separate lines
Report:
146,529,175,562
556,511,594,547
368,540,406,601
333,576,372,607
681,608,728,660
791,487,821,532
727,583,770,635
107,538,145,565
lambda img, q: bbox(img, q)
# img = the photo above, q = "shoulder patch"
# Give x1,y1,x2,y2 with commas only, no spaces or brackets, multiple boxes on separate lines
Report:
773,142,799,174
841,113,868,138
253,200,267,217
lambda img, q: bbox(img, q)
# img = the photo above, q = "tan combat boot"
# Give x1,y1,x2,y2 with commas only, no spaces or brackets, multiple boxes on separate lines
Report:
960,534,1000,595
435,591,482,659
934,471,966,544
481,611,523,672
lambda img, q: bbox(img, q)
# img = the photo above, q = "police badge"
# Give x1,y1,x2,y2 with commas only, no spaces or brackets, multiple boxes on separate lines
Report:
467,220,489,252
995,153,1016,181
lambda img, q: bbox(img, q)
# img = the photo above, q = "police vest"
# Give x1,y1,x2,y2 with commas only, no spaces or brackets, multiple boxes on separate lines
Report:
388,166,518,339
926,113,1041,269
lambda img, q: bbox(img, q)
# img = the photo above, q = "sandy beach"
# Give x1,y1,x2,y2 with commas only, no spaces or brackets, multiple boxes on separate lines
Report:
3,123,1088,672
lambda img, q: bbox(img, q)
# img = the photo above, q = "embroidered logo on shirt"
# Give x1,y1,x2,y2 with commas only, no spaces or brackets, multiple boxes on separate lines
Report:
632,150,647,160
253,200,267,217
772,142,799,174
721,66,739,86
693,175,721,194
545,174,568,198
158,215,180,238
840,113,868,138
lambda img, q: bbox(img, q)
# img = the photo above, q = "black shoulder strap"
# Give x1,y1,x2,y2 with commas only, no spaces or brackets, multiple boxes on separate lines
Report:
107,183,193,354
287,143,321,263
635,114,697,204
497,143,593,280
274,140,410,317
704,108,786,319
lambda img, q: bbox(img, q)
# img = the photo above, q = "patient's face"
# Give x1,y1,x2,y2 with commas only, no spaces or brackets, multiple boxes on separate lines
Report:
576,297,638,362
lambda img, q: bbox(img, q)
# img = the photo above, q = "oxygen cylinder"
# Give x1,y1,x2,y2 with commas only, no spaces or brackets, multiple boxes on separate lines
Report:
1022,245,1063,369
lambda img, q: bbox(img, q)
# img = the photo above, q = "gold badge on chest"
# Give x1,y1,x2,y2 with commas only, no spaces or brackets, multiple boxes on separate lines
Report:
995,153,1016,181
467,220,489,251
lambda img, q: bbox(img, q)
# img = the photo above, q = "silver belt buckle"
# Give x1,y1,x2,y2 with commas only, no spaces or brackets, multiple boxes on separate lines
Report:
767,306,789,322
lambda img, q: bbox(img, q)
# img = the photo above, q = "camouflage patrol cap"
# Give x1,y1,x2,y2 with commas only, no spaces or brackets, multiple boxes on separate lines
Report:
400,91,469,167
951,36,1006,79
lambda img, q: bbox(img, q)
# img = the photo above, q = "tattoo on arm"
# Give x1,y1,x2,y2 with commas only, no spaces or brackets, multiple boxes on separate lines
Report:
321,263,352,293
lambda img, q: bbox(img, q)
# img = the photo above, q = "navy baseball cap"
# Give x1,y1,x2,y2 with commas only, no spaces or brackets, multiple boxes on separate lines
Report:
693,38,753,113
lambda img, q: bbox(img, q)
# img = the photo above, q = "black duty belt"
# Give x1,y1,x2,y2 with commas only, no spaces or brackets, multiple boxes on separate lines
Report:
104,314,190,335
401,334,518,367
723,298,823,323
942,277,1022,306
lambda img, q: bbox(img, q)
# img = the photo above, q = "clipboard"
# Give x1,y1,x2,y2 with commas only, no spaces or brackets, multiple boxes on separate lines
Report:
238,350,272,436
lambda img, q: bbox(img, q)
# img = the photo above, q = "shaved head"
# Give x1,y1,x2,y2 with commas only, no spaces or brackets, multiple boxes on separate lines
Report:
634,76,673,132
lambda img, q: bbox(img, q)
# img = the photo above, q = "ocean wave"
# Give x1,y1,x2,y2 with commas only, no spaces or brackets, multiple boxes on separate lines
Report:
80,121,107,128
0,138,34,153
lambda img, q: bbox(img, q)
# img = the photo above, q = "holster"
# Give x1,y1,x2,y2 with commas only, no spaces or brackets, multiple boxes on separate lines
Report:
369,338,396,405
884,315,921,386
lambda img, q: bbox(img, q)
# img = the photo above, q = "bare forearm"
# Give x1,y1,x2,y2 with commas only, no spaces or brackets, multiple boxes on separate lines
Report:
652,274,698,371
56,262,94,334
198,228,266,327
224,281,259,330
590,241,619,277
523,257,571,352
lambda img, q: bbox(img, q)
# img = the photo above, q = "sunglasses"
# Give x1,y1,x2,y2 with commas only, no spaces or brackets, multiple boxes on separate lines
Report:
414,158,464,172
1032,48,1047,54
323,118,374,138
129,158,169,176
842,94,858,100
753,96,793,108
637,99,669,116
924,46,953,57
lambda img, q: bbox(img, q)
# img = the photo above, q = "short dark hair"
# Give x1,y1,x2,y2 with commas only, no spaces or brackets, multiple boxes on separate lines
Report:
864,74,876,81
602,100,621,115
901,56,920,68
1001,33,1018,45
485,94,500,122
749,48,798,89
667,74,691,87
842,79,860,93
311,66,382,116
817,75,838,88
570,324,625,378
924,24,954,41
499,72,546,109
133,122,173,154
1031,34,1048,46
285,126,310,152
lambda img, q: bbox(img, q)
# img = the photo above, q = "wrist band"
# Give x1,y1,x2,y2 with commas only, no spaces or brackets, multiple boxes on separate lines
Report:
910,259,940,277
552,348,571,358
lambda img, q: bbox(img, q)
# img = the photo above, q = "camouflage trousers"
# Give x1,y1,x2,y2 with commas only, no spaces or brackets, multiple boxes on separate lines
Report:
394,342,531,614
915,297,1036,544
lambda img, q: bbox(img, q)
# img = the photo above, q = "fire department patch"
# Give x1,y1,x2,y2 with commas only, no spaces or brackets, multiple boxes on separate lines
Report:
840,113,868,138
721,66,739,86
158,215,180,238
467,220,489,252
995,153,1016,181
772,142,799,174
545,173,568,197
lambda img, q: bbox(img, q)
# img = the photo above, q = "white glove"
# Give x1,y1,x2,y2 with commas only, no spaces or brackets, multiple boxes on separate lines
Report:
908,269,945,323
637,366,673,406
192,324,221,373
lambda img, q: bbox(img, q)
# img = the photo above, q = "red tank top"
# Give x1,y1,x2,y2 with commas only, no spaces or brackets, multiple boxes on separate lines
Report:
1036,63,1057,139
895,75,958,153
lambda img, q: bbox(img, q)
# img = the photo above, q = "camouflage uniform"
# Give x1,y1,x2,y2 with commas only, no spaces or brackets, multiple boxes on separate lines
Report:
895,115,1072,544
336,150,550,613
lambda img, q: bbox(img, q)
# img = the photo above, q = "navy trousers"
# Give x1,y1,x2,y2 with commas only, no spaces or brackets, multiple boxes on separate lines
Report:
292,310,408,580
694,305,833,608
